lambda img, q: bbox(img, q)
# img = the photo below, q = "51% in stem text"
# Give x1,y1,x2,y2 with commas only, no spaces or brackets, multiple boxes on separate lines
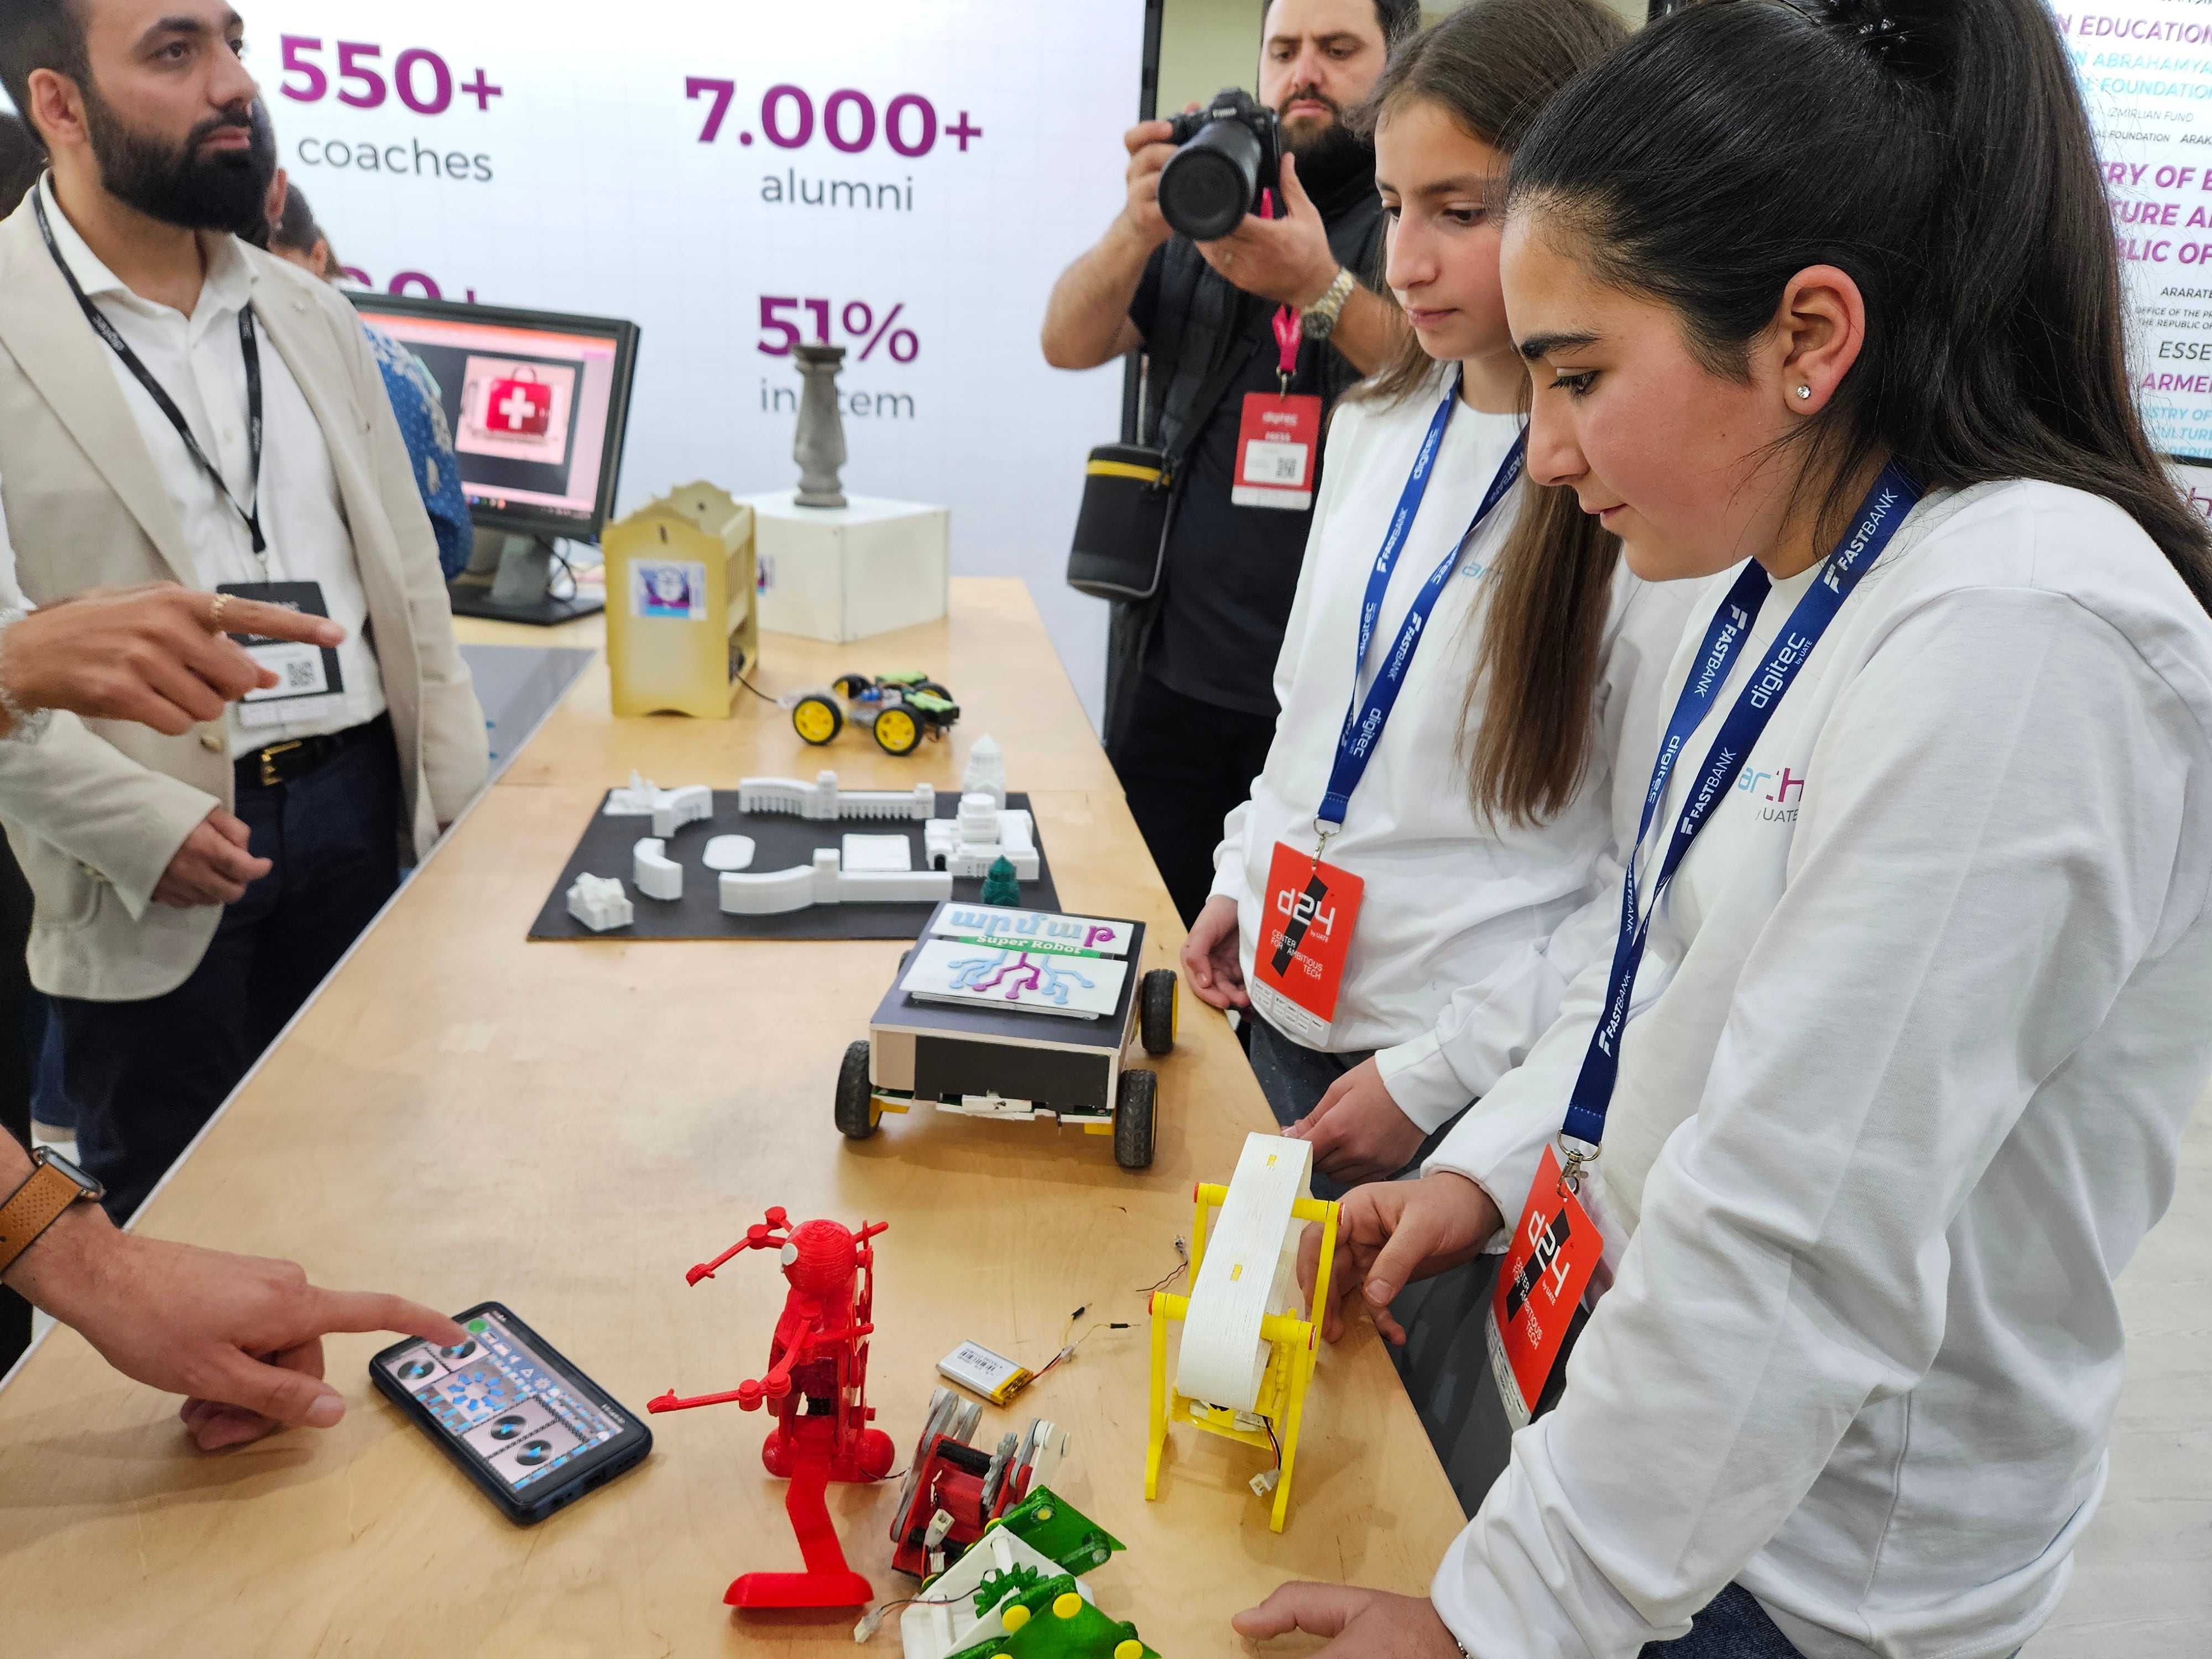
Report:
758,297,919,363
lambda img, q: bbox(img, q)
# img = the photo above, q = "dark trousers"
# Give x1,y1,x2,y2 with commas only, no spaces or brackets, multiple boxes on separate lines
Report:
1641,1584,1804,1656
1106,671,1276,928
54,719,402,1223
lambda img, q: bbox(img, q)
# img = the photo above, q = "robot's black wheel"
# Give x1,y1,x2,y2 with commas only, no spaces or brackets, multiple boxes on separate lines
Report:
1114,1068,1159,1170
835,1040,879,1141
1139,969,1178,1056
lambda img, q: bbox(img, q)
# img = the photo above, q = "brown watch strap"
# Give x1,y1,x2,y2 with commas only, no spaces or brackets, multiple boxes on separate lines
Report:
0,1162,86,1279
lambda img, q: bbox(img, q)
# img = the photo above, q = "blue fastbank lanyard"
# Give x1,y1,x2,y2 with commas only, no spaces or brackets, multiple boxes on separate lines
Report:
1317,373,1526,837
1559,462,1922,1150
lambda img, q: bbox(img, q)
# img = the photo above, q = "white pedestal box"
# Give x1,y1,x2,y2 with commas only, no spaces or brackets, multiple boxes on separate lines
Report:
742,491,950,644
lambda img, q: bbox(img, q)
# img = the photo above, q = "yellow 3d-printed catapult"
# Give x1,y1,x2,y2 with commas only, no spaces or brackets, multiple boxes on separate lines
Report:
1144,1133,1339,1532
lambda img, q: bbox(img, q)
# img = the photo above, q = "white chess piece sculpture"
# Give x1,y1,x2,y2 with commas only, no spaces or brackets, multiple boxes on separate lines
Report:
566,873,634,932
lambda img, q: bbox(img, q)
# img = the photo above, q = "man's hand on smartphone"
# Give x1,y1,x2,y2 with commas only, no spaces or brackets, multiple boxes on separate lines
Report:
3,1198,462,1451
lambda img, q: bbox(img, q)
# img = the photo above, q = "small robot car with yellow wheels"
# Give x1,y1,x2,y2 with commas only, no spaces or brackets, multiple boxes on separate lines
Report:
787,671,959,757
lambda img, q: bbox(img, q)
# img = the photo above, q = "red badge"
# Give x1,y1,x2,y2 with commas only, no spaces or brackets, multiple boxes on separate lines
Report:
1232,393,1322,509
1251,841,1364,1038
486,369,553,436
1487,1146,1603,1428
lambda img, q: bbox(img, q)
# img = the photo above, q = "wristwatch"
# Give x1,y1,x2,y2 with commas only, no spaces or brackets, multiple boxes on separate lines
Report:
0,1147,104,1279
1301,265,1359,340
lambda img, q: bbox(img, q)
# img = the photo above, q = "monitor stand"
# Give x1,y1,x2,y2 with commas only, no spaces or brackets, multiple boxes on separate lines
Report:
447,532,604,626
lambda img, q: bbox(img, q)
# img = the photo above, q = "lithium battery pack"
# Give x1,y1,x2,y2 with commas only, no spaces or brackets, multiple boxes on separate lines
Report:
937,1339,1034,1405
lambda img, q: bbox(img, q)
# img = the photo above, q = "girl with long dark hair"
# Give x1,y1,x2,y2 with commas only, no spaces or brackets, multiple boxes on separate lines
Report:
1182,0,1701,1192
1237,1,2212,1654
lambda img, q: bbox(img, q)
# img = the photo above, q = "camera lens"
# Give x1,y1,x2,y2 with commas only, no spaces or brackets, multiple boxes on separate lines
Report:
1159,119,1264,241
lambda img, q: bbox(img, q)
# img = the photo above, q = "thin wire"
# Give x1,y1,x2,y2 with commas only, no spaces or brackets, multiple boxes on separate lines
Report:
734,671,780,704
1034,1315,1130,1384
1135,1236,1190,1298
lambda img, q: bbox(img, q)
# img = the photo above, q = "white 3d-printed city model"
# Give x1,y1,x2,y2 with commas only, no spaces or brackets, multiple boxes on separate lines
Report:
561,738,1038,930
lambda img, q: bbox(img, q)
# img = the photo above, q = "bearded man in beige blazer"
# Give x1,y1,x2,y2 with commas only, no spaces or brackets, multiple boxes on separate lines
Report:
0,0,488,1220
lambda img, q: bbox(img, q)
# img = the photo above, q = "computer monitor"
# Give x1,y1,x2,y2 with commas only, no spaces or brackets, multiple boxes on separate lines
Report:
346,291,640,623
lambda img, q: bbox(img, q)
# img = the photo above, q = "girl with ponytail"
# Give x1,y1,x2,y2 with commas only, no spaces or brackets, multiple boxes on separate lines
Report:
1236,1,2212,1655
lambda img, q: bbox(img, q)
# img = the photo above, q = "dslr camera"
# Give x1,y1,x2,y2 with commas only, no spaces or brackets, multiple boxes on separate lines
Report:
1156,88,1283,242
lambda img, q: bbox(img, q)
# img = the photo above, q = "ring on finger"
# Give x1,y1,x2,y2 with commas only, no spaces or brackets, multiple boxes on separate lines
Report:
206,592,230,633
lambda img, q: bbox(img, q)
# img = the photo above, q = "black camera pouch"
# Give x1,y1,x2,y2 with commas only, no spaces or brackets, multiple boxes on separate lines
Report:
1066,340,1255,603
1068,444,1176,602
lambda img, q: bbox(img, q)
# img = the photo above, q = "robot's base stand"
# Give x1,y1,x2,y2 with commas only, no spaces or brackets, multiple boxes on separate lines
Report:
726,1569,874,1609
727,1439,878,1609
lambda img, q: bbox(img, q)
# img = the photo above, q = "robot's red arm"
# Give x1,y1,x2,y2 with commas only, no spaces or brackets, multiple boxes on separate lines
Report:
749,1305,822,1401
646,1385,754,1413
681,1208,794,1286
683,1241,754,1287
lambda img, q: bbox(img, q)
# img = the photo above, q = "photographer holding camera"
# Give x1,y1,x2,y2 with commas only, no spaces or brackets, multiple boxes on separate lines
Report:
1044,0,1418,926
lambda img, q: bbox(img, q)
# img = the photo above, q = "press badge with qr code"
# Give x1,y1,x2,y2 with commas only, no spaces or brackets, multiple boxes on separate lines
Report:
1231,393,1321,510
217,581,344,729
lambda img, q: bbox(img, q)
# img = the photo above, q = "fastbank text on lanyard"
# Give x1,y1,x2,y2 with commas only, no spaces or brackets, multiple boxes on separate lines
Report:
1485,460,1922,1427
1250,372,1525,1037
32,185,269,564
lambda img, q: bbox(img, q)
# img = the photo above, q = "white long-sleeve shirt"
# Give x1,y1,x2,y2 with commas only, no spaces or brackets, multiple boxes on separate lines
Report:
1209,383,1701,1130
1426,481,2212,1658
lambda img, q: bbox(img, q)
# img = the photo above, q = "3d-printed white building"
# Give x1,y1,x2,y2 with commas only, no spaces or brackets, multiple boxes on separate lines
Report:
633,838,684,901
601,772,712,838
737,769,936,822
717,846,951,916
566,873,634,932
962,733,1007,811
924,792,1040,879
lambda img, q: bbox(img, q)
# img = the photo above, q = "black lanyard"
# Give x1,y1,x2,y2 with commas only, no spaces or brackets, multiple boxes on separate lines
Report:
32,185,267,561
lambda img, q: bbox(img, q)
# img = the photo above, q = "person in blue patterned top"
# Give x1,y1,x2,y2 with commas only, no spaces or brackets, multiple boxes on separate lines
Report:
265,180,473,580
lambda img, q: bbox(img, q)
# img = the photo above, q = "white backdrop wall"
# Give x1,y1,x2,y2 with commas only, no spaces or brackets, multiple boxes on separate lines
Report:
134,0,1142,724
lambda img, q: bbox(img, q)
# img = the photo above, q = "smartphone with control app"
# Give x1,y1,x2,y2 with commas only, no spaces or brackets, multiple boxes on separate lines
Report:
371,1301,651,1526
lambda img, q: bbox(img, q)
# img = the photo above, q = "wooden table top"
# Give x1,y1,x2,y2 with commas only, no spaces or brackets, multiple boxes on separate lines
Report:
0,578,1467,1657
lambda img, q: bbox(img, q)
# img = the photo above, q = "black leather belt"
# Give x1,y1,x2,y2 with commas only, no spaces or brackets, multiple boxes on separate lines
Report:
236,713,390,790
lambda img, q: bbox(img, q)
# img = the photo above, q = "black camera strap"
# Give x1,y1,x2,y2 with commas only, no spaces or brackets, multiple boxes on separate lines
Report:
33,186,268,564
1161,332,1260,491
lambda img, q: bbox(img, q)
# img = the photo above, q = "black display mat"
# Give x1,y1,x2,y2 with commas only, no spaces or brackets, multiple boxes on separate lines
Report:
529,790,1060,941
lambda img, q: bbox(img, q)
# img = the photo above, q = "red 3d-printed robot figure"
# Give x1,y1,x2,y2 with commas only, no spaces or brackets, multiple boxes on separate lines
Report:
648,1207,895,1609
